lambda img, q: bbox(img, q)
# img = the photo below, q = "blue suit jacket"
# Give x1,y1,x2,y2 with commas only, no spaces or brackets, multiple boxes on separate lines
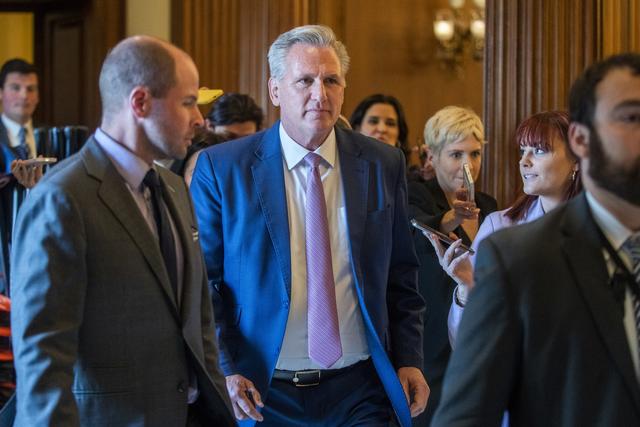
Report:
191,123,424,427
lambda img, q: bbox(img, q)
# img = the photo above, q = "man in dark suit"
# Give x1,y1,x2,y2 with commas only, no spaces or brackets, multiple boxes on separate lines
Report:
0,58,41,295
432,53,640,426
10,36,235,426
190,24,428,427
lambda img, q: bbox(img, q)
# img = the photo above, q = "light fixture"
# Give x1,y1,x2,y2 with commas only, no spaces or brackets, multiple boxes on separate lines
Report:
433,0,485,68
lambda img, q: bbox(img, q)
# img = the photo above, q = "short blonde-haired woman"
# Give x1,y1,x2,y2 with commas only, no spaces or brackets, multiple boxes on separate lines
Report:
408,106,497,426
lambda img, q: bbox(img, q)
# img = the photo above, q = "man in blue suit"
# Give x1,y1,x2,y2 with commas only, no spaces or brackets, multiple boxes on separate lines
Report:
191,24,428,426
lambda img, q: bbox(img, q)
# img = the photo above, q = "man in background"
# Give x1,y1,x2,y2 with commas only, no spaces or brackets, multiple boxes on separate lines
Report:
0,58,39,168
0,58,41,295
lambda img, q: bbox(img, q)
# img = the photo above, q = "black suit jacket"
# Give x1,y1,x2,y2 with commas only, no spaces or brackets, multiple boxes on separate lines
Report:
408,177,497,426
0,121,15,294
433,193,640,426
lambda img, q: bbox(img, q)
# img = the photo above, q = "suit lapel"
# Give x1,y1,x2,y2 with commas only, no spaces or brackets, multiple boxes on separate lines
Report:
562,194,640,413
251,124,292,296
82,139,180,316
337,131,369,290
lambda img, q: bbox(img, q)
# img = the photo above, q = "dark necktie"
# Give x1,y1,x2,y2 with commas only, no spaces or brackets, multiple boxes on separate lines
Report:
143,169,178,300
304,152,342,368
622,233,640,359
15,127,30,160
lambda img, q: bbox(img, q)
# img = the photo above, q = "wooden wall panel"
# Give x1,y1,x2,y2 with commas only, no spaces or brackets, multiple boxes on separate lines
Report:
483,0,599,207
43,12,84,125
79,0,126,128
172,0,240,99
601,0,640,55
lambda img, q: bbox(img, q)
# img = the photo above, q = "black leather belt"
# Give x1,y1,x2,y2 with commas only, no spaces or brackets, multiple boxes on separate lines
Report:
272,359,370,387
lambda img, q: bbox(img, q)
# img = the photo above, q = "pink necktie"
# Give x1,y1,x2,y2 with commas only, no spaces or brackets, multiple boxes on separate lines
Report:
304,153,342,368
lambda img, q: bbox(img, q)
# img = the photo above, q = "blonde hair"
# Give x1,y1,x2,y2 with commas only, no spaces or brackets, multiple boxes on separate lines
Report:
424,106,485,155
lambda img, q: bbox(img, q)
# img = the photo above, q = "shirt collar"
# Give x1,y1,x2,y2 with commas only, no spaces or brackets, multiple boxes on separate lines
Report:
523,197,546,222
279,123,336,171
586,191,633,251
1,114,33,144
94,128,151,191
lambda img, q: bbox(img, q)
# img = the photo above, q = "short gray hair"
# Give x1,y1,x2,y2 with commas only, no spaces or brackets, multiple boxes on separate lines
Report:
424,106,485,155
267,25,350,80
99,36,177,119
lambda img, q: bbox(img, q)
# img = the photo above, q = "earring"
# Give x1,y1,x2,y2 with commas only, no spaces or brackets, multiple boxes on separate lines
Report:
571,170,577,181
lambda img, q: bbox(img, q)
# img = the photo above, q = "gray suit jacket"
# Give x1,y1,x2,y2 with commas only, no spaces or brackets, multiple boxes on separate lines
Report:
10,137,235,426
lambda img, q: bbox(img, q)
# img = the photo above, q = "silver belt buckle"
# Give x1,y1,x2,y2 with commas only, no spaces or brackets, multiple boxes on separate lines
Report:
292,369,321,387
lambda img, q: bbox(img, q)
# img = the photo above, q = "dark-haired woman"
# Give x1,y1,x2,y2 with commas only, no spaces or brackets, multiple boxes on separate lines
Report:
349,94,420,166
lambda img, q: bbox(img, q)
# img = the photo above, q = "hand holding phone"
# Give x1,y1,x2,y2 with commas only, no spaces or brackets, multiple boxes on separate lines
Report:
410,219,475,254
10,158,53,189
21,157,57,167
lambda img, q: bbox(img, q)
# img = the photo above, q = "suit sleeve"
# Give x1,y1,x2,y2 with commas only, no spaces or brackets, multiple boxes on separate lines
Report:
387,152,425,369
10,185,87,426
190,150,236,375
432,236,519,426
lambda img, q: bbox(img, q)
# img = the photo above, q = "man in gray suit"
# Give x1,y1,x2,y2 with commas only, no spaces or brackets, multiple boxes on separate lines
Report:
10,36,235,426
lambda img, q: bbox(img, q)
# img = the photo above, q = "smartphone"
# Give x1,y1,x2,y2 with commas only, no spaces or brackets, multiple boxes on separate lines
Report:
21,157,57,166
410,218,475,254
462,163,475,203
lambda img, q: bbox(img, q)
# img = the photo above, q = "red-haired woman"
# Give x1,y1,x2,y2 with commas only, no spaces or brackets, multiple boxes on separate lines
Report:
425,110,582,347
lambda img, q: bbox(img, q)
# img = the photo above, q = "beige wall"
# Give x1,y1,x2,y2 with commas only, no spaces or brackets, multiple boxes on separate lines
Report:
126,0,171,40
0,12,34,115
0,13,33,64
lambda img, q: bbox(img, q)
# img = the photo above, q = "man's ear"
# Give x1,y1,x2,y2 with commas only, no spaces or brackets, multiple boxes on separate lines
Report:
568,122,590,160
130,86,151,118
268,77,280,107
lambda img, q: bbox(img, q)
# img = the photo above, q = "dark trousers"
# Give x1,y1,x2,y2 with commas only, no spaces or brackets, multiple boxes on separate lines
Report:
261,359,395,427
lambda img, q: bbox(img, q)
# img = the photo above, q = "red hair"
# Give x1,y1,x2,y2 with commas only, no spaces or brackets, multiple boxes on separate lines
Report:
505,111,582,222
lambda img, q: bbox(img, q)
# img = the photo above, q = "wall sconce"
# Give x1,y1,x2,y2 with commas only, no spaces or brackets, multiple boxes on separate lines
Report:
434,0,485,68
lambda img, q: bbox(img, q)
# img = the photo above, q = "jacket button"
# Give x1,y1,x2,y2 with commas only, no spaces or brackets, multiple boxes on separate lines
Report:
177,381,186,393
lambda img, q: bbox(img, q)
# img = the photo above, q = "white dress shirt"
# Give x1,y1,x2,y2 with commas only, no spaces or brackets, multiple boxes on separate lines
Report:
2,113,35,158
586,191,640,380
275,124,369,371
